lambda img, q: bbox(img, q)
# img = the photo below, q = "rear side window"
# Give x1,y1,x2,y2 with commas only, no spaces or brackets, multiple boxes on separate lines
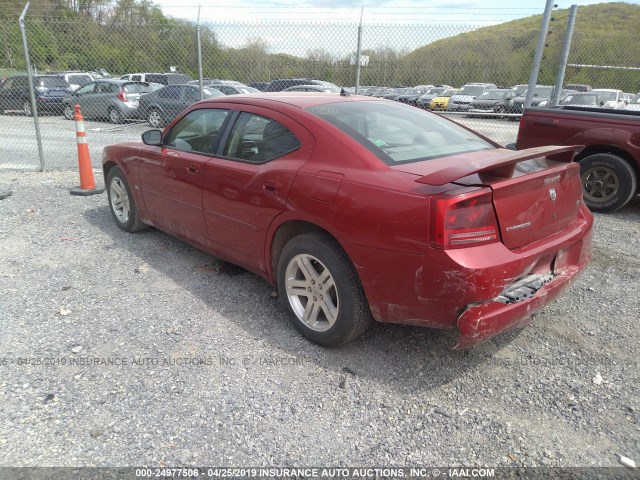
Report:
306,101,494,165
223,112,300,163
158,86,182,99
145,75,166,85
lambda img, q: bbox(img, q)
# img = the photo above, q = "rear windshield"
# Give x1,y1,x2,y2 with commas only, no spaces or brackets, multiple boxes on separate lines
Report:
564,94,598,106
38,77,69,88
305,101,494,165
124,83,152,93
67,74,92,85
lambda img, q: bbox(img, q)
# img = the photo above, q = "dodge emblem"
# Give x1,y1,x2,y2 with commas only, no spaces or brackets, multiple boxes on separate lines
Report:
549,188,557,202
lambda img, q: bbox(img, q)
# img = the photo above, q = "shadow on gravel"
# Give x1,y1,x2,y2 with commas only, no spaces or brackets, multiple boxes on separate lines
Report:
83,204,520,392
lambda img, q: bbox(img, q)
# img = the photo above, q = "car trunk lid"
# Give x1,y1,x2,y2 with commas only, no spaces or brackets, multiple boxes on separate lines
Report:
394,145,584,250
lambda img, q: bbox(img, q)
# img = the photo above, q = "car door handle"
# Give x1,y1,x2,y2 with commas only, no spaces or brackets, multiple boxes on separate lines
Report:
186,164,200,174
263,180,282,192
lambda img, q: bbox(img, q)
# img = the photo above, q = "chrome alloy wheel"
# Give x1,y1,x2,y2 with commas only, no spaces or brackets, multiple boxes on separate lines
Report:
285,253,339,332
148,109,162,128
109,176,131,224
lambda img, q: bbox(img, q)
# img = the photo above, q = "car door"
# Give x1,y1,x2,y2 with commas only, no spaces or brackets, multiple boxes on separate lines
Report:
200,106,313,271
138,107,232,247
72,81,97,117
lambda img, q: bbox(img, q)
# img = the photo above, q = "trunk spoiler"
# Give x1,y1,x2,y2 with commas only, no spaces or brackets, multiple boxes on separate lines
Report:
415,145,583,186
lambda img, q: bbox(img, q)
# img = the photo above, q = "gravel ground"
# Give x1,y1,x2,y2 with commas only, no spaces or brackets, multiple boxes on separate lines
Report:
0,170,638,468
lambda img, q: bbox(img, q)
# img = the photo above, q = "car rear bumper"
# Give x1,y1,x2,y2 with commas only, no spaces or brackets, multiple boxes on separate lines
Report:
348,205,593,348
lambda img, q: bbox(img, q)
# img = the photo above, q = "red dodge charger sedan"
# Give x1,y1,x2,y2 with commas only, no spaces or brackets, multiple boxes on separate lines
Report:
102,93,593,348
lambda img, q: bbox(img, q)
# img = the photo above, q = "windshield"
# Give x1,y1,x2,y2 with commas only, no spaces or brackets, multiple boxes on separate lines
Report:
238,87,260,94
424,87,446,96
531,86,553,97
478,90,507,100
305,101,494,165
38,77,69,88
458,85,485,96
67,75,92,86
440,89,457,97
564,94,598,106
593,91,618,102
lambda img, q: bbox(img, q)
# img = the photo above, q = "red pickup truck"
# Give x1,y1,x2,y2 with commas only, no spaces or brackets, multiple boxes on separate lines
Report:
515,106,640,212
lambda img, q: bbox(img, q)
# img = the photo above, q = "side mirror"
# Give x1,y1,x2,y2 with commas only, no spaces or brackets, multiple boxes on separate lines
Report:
600,101,605,107
142,129,163,146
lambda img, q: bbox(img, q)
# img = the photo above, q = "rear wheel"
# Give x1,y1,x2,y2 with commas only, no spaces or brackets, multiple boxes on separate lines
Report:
147,108,163,128
108,107,123,124
106,166,148,232
580,153,637,213
277,232,372,347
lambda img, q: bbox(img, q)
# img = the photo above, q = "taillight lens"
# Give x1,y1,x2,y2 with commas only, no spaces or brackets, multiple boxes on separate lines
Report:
117,90,127,102
431,190,499,249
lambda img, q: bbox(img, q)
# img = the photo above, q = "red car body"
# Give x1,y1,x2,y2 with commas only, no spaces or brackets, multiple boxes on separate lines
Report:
102,93,593,348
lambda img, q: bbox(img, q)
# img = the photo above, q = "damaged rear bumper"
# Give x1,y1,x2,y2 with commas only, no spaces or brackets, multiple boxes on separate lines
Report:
455,270,579,349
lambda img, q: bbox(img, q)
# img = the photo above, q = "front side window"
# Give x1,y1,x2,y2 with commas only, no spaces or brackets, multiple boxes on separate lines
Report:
158,86,182,99
165,108,229,154
223,112,300,163
306,101,494,165
76,82,96,94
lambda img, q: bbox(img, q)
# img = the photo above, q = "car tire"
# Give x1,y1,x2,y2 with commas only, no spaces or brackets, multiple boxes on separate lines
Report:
579,153,637,213
147,108,163,128
106,166,148,232
23,99,32,117
277,232,372,347
63,104,74,121
108,107,123,124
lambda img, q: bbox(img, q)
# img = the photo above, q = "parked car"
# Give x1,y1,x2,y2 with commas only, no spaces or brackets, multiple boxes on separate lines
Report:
121,73,191,85
536,88,579,107
63,79,154,123
0,74,71,115
468,88,516,115
511,84,529,96
415,86,452,109
559,92,605,108
625,93,640,111
515,105,640,212
138,84,224,128
265,78,338,92
49,71,94,91
430,88,458,111
447,83,497,111
590,89,627,109
282,84,340,93
246,82,269,91
394,88,428,105
565,83,592,92
509,85,554,113
102,93,593,349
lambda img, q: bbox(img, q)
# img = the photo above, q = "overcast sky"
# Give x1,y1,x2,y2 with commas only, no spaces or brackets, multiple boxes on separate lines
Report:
151,0,640,23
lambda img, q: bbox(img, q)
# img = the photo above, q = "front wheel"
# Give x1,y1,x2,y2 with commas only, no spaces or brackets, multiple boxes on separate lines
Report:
63,104,74,120
106,166,148,232
23,99,32,116
580,153,637,213
277,232,372,347
147,108,163,128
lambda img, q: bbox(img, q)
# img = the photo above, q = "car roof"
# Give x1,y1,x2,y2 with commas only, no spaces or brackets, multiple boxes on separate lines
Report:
197,92,376,109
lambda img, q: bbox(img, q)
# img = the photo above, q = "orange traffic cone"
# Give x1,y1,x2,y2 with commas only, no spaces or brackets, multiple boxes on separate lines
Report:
70,104,104,196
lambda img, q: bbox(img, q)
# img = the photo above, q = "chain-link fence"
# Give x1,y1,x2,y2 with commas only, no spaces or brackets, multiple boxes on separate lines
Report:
1,5,640,170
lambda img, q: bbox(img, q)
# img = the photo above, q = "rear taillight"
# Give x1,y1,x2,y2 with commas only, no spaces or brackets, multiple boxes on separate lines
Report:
431,190,499,249
117,90,127,102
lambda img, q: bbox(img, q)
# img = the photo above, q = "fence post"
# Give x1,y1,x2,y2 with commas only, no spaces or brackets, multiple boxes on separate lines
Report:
551,5,578,106
19,2,46,172
524,0,555,109
354,6,363,94
196,5,204,100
